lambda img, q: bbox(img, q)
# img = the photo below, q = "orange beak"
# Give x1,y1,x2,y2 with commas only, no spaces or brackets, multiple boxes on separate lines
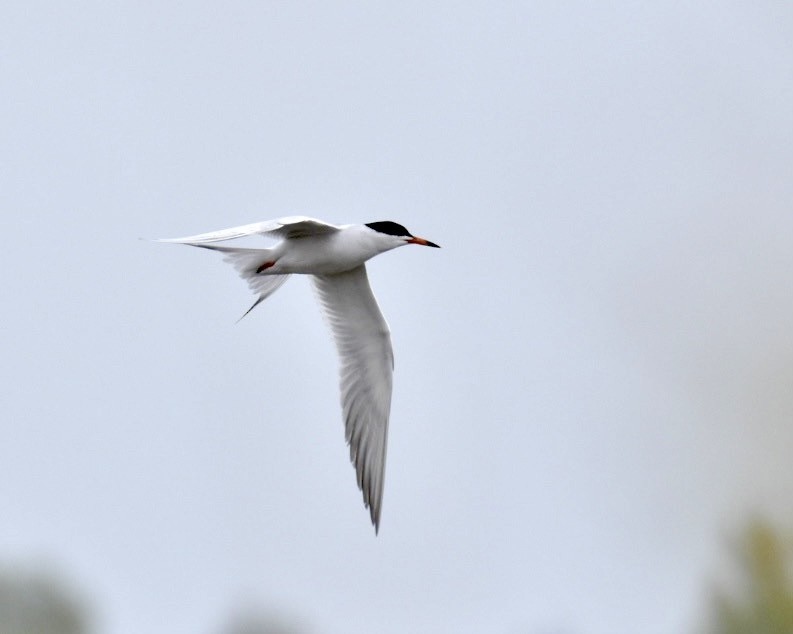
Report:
406,236,441,248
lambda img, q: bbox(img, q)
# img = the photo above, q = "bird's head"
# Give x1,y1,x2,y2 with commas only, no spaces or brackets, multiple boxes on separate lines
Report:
365,221,441,249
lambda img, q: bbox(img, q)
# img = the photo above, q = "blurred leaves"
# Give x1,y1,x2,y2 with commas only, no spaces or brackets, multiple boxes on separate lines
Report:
217,607,310,634
0,562,313,634
0,566,90,634
707,519,793,634
5,522,793,634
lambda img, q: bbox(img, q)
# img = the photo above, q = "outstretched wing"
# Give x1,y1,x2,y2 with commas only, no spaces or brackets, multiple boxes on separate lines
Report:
312,265,393,533
156,216,341,244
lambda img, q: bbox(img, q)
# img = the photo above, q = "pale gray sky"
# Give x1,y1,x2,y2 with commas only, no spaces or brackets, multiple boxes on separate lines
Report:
2,2,793,633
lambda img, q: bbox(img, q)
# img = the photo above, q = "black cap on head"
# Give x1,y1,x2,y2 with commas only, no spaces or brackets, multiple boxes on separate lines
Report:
365,221,412,238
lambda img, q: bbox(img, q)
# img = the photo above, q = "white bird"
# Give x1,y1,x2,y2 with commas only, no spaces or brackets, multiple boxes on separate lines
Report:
158,216,440,532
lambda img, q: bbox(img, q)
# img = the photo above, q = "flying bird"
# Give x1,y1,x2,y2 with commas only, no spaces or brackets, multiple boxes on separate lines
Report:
158,216,440,532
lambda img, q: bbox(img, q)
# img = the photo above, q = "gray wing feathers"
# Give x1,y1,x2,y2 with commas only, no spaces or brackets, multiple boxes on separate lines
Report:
312,266,393,532
155,220,284,244
275,217,341,239
156,216,340,244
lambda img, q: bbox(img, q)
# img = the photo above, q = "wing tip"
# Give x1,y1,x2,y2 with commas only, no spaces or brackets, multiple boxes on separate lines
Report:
365,480,384,535
372,505,382,535
152,237,205,246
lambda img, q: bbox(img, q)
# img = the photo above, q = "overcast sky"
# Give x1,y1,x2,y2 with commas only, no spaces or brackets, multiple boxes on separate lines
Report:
2,2,793,633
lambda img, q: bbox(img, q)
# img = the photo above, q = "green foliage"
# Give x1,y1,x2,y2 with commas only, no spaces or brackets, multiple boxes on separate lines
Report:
0,567,89,634
708,520,793,634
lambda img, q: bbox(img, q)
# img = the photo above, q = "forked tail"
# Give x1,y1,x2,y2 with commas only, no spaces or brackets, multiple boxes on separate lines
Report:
187,243,291,319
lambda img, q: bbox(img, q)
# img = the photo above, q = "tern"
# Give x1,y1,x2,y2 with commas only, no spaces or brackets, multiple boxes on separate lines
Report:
158,216,440,532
